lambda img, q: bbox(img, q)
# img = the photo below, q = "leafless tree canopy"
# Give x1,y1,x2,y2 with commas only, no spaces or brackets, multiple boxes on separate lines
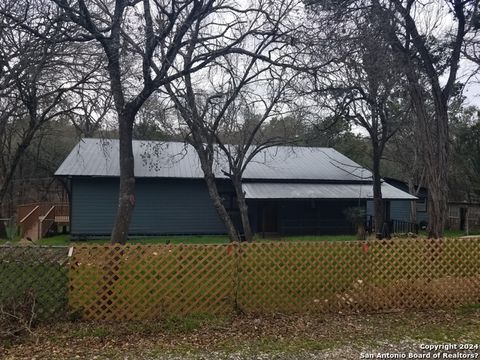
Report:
0,0,478,240
0,0,101,213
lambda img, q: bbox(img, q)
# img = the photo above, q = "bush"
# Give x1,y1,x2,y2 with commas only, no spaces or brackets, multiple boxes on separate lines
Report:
0,289,37,342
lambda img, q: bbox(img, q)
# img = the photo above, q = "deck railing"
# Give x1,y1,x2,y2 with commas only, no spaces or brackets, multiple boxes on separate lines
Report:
366,216,419,236
16,202,69,239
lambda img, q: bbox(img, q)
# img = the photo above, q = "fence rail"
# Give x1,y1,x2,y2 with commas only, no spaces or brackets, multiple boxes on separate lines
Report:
391,219,419,234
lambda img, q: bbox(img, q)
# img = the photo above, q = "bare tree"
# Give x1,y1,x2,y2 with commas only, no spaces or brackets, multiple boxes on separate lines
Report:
463,5,480,66
164,0,305,241
0,0,99,214
384,115,426,223
377,0,477,238
37,0,305,243
305,1,408,236
213,68,297,242
65,83,114,137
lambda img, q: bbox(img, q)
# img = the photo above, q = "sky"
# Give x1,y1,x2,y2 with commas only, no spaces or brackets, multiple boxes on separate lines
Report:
463,81,480,107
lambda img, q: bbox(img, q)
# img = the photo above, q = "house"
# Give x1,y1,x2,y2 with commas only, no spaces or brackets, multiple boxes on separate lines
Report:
375,178,480,233
55,138,416,238
366,177,429,228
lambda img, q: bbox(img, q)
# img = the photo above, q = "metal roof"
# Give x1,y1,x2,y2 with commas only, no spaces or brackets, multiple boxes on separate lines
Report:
55,138,373,181
242,182,418,200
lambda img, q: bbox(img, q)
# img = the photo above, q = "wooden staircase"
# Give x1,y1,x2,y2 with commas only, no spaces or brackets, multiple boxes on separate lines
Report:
17,202,69,241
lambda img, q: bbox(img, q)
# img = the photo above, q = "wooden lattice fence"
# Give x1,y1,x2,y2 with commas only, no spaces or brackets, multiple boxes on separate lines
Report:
69,238,480,321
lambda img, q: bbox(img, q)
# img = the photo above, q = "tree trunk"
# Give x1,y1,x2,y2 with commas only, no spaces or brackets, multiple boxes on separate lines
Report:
426,169,448,238
203,171,240,242
407,178,417,224
426,88,450,238
110,112,136,244
232,176,253,242
190,145,239,241
405,76,448,239
372,146,384,237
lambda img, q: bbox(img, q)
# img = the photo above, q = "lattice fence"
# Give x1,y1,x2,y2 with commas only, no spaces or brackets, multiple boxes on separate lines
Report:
69,244,237,320
0,246,69,322
237,239,480,314
69,238,480,321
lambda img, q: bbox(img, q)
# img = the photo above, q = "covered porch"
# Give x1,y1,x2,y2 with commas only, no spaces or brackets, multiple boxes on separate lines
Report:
242,182,417,237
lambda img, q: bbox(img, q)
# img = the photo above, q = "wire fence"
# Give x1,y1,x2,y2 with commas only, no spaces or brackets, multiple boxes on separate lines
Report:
0,246,69,322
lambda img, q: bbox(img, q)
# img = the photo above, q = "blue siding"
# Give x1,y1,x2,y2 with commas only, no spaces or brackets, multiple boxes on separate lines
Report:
390,200,412,221
71,177,228,236
366,199,428,224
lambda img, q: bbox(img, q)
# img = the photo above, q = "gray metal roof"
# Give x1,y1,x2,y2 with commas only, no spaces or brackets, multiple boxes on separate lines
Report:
55,138,373,181
242,182,418,200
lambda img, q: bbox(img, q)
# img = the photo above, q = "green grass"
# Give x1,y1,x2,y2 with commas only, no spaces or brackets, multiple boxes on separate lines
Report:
1,234,359,246
276,234,358,242
418,229,480,238
2,228,477,247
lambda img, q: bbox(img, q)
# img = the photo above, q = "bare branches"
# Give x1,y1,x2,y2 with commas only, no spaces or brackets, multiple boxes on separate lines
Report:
0,0,103,206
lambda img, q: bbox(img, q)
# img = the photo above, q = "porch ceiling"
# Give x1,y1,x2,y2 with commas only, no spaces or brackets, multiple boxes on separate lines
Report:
242,182,418,200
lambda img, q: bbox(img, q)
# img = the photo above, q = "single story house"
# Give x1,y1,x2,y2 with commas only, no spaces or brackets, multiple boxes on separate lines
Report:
55,138,416,238
366,177,429,227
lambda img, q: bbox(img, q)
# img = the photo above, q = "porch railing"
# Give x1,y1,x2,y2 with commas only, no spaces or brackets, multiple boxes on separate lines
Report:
366,216,419,235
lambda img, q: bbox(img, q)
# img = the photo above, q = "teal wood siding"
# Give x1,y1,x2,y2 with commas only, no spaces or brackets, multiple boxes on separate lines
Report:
366,200,428,224
71,177,227,236
390,200,413,221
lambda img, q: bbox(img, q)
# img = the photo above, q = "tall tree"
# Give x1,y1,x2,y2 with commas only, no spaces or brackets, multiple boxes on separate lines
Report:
305,1,407,236
42,0,288,243
164,0,307,241
0,0,99,214
378,0,477,237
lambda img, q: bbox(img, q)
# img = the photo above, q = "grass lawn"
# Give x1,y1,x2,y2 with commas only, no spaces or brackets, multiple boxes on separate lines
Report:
1,229,478,246
2,307,480,359
1,233,359,246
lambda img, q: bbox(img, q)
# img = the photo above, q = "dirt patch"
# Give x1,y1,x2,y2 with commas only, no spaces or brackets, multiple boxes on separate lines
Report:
2,307,480,359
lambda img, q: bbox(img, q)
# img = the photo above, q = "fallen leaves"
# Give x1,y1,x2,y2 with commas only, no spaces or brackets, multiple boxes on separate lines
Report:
1,308,480,359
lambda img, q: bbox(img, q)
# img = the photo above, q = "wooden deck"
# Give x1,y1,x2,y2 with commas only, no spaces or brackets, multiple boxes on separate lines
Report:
17,202,69,241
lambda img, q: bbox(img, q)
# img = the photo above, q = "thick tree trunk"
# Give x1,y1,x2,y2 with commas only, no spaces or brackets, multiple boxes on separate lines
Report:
405,77,448,239
110,113,136,244
203,172,240,242
427,103,449,238
192,145,239,242
426,159,448,238
232,176,253,242
407,178,417,224
372,147,384,237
